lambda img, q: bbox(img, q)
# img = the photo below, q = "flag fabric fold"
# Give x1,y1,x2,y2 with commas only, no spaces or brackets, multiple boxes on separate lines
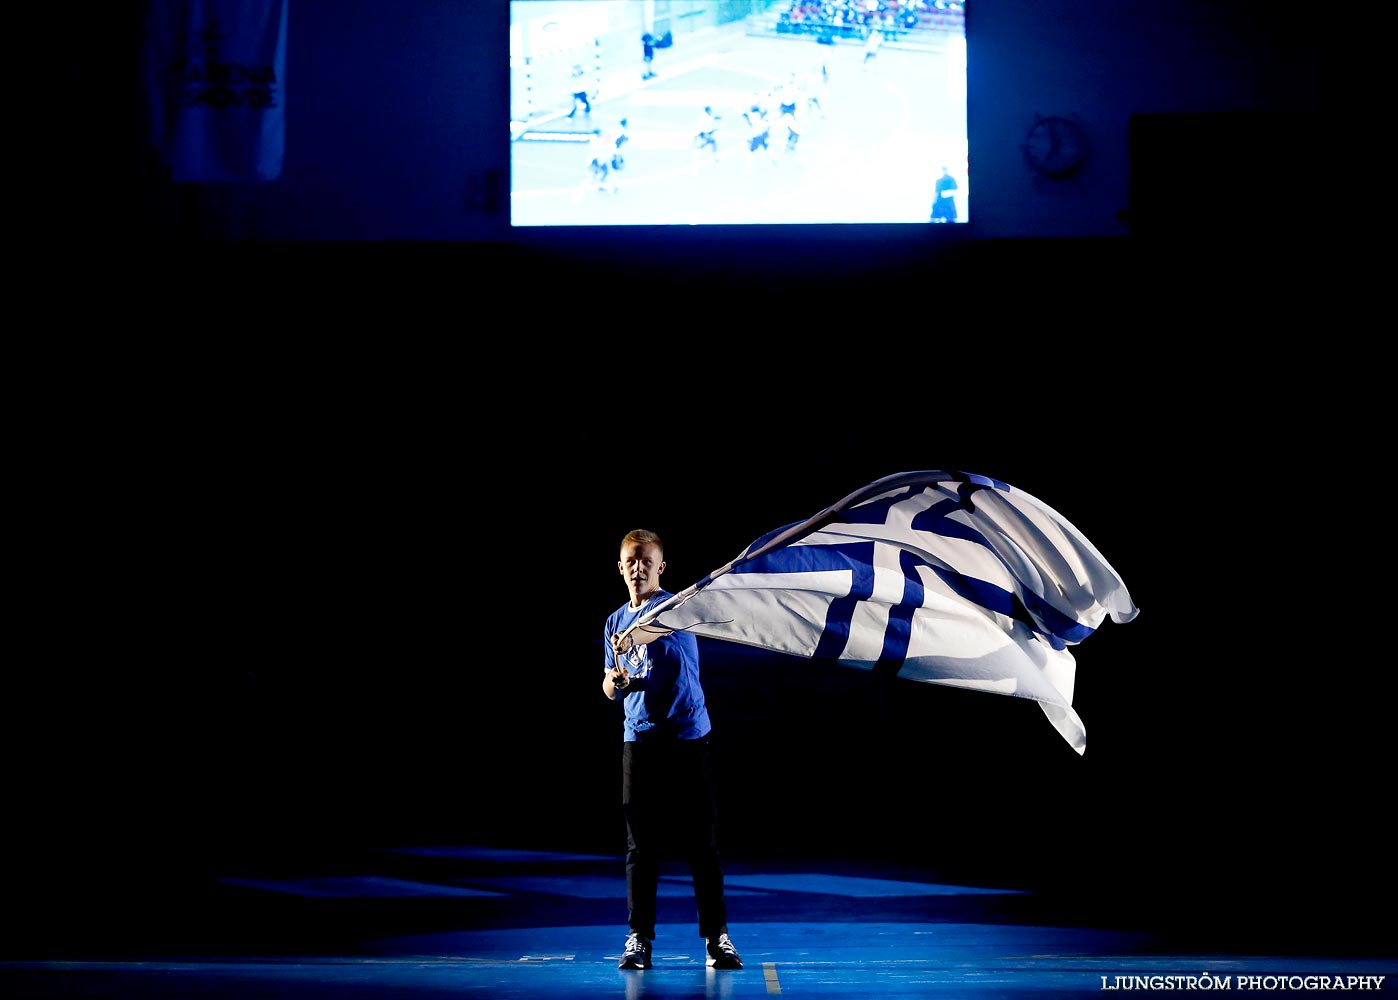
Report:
622,471,1139,754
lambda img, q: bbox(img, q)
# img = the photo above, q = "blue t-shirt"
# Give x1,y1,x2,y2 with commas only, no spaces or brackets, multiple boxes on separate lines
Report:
604,592,712,742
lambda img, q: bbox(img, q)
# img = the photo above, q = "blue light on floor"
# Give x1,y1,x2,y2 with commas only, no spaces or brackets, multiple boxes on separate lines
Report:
216,875,508,899
714,873,1028,897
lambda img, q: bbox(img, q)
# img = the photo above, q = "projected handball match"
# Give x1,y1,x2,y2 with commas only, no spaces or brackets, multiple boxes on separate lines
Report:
510,0,968,227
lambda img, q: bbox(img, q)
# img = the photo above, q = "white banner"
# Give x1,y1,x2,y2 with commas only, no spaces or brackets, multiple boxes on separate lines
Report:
146,0,288,182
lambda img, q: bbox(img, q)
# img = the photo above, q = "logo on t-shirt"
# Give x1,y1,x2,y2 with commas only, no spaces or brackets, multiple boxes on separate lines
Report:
622,641,652,678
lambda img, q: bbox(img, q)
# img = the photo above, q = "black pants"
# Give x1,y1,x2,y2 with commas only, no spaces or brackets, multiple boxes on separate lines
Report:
622,735,728,940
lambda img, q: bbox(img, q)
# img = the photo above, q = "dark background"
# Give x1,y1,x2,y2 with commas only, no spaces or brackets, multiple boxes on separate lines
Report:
14,0,1378,969
14,362,1386,959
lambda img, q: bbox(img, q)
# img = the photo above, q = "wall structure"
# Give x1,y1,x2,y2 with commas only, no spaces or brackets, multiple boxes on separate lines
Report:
64,0,1321,245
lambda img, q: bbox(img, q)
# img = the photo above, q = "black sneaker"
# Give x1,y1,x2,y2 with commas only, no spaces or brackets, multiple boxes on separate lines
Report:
618,932,652,970
705,932,742,969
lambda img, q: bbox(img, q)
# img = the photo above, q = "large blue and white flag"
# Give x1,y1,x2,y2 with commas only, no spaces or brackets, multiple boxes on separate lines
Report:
619,471,1139,754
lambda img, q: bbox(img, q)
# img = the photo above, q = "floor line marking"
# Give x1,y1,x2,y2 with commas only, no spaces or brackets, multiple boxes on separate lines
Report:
763,961,781,994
